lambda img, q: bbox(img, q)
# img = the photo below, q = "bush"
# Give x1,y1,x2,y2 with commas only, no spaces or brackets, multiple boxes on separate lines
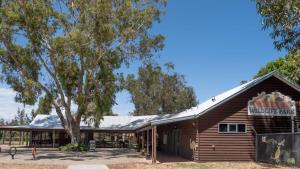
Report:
59,143,88,152
287,157,296,165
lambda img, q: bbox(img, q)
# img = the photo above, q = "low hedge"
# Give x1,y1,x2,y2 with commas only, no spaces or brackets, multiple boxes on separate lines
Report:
59,143,88,152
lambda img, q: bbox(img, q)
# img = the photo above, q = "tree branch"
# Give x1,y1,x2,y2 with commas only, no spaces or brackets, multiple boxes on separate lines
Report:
0,35,70,129
40,37,76,126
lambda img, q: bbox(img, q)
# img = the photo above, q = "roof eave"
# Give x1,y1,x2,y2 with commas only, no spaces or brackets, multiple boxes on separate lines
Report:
195,71,300,119
150,115,195,126
151,72,300,125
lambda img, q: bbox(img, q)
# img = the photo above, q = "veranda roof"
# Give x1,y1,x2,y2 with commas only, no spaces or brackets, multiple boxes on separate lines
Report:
28,114,170,131
1,71,299,131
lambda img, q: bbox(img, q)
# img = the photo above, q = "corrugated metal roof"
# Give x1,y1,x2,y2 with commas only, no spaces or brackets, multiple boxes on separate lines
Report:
150,71,300,125
28,114,171,130
29,114,62,129
5,71,299,131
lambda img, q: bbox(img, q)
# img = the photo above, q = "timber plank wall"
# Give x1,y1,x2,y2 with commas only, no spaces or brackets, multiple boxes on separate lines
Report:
157,119,197,160
197,76,300,162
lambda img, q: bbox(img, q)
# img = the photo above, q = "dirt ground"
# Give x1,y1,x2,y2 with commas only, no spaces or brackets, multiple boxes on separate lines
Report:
0,146,299,169
108,162,299,169
0,163,67,169
0,146,147,165
0,161,299,169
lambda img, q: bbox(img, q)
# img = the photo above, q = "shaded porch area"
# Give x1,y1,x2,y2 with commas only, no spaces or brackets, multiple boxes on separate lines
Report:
0,127,139,149
136,125,193,164
156,152,191,163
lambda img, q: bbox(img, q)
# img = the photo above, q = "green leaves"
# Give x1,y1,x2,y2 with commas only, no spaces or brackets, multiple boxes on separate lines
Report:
35,94,52,116
124,63,198,116
256,0,300,51
0,0,166,143
11,108,31,126
255,50,300,85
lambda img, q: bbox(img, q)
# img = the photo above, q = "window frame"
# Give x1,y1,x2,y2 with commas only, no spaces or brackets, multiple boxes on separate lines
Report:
237,123,247,133
218,123,247,133
228,123,237,132
297,124,300,132
218,123,228,133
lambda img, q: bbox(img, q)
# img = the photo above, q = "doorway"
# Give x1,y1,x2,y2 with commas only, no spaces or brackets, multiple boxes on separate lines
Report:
168,129,181,155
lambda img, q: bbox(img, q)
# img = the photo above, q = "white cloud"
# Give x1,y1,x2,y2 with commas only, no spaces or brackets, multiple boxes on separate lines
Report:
0,88,36,120
0,88,134,121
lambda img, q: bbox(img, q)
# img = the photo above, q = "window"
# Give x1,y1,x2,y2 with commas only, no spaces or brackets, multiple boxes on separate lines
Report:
297,124,300,132
219,124,228,132
163,134,167,145
237,124,246,132
229,124,237,132
218,123,246,133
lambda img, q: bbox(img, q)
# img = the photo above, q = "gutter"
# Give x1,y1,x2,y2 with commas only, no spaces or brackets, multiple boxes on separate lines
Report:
149,72,290,126
150,114,196,126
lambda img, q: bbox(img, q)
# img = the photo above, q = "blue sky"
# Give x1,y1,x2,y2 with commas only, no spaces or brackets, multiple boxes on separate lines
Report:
0,1,287,119
112,0,287,115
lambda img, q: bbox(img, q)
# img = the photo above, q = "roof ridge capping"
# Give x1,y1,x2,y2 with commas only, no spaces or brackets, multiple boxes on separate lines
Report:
150,71,300,125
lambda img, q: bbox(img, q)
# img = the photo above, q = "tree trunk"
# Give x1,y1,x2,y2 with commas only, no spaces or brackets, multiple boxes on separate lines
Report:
68,124,81,145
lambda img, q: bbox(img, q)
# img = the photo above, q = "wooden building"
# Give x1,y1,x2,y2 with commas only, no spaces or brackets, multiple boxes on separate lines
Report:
1,72,300,163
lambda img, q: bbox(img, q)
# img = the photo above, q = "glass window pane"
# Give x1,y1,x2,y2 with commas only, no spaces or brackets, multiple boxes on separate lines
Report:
229,124,237,132
237,124,246,133
219,124,228,132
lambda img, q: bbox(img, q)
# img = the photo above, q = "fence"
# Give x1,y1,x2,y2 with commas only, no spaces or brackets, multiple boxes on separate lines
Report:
256,132,300,166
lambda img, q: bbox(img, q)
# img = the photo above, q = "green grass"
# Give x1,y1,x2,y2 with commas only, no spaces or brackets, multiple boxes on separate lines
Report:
176,163,209,169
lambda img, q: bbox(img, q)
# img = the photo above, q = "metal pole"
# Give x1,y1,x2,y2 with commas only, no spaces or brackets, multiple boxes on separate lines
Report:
21,131,24,145
155,126,157,163
147,129,149,157
142,131,144,154
152,126,157,164
3,131,5,144
255,134,258,162
151,128,154,163
26,132,29,147
19,131,21,145
9,130,12,146
0,130,2,144
291,116,295,133
291,116,295,160
29,131,32,147
52,130,55,148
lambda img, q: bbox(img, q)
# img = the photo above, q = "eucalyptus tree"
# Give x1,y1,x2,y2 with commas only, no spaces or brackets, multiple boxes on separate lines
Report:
124,63,198,116
0,0,165,144
255,0,300,51
12,108,31,126
255,51,300,85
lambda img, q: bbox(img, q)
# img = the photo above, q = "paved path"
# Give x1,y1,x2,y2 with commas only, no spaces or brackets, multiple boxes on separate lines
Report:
68,164,108,169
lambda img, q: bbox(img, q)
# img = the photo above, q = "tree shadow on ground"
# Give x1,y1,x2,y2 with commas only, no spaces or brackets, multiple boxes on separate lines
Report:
156,152,190,163
34,148,144,161
257,162,296,169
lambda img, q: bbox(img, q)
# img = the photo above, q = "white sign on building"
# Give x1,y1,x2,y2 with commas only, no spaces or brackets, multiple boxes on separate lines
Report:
248,92,296,117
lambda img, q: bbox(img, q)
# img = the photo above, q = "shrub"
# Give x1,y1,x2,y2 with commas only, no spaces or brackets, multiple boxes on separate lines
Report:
287,157,296,165
59,143,88,152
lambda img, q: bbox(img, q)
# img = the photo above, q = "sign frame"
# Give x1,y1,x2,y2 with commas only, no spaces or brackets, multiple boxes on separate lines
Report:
248,92,296,117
